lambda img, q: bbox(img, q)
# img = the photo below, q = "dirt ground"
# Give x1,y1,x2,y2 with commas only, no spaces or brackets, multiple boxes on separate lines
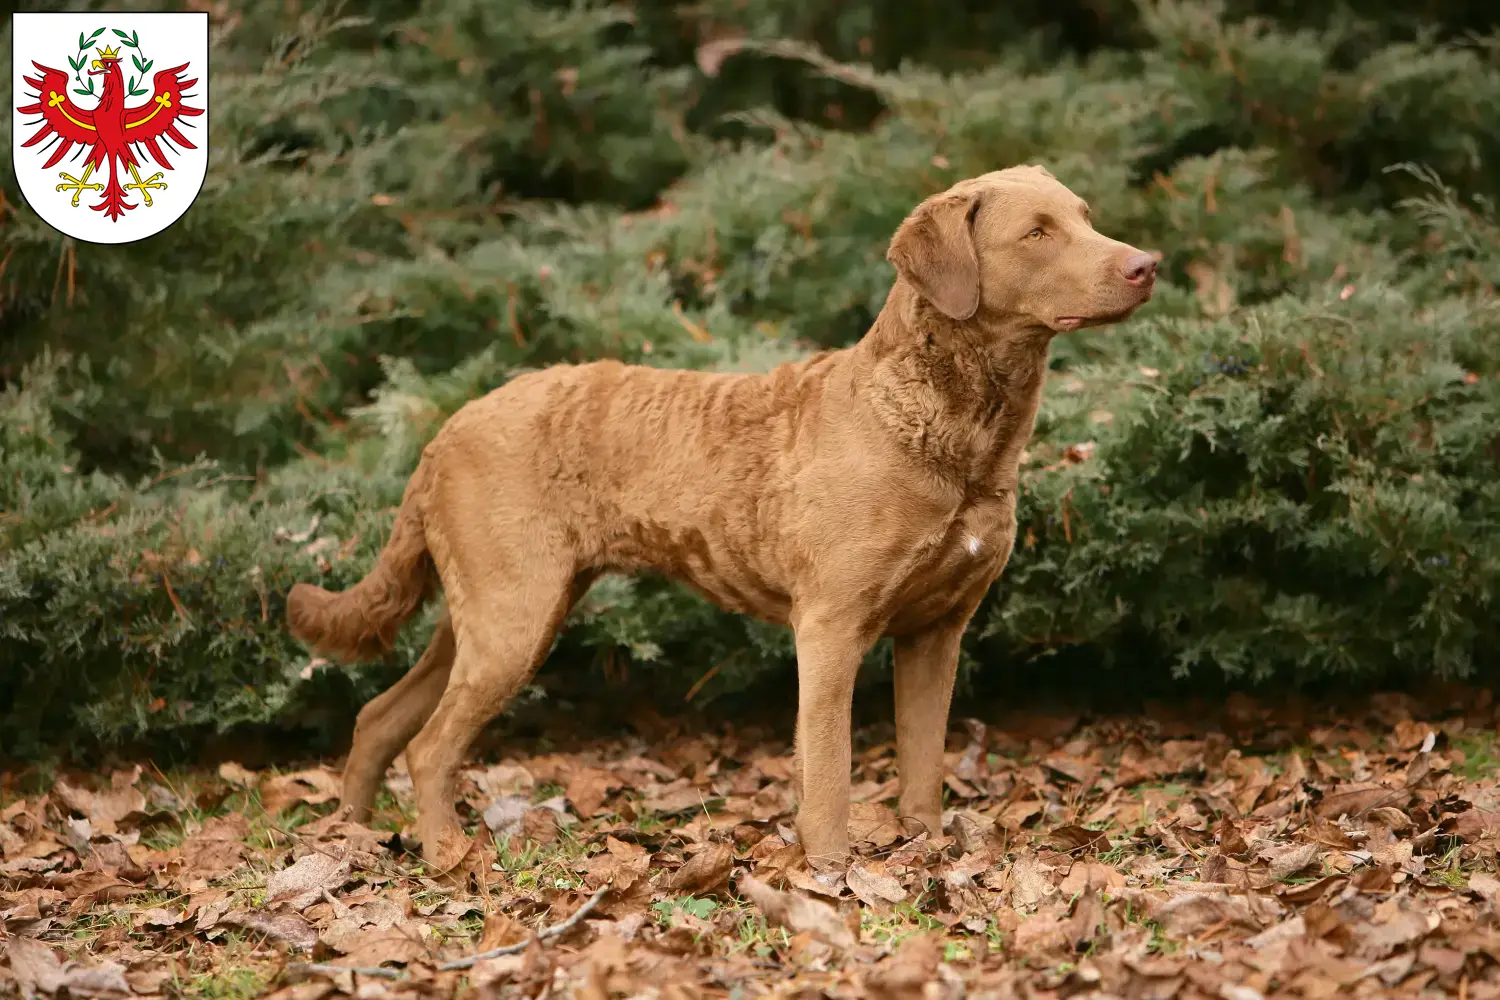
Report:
5,687,1500,999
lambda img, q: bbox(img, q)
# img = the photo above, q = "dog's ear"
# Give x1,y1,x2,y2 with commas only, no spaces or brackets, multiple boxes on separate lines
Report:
886,190,982,321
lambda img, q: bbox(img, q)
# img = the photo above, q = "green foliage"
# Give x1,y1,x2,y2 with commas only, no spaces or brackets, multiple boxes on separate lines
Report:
994,224,1500,681
4,0,1500,758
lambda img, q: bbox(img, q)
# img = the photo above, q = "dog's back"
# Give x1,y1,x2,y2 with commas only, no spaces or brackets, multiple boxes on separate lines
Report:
424,353,849,622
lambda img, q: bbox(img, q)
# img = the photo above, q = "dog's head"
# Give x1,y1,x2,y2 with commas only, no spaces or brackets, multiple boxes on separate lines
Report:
886,165,1155,333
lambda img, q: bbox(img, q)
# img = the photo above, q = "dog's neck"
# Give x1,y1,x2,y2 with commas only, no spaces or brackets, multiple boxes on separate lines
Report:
853,281,1054,494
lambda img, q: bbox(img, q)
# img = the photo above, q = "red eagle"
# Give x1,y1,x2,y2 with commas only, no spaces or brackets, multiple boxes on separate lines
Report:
18,44,203,221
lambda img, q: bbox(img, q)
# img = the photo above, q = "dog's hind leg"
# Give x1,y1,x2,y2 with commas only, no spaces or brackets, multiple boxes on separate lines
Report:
339,610,456,822
404,542,578,874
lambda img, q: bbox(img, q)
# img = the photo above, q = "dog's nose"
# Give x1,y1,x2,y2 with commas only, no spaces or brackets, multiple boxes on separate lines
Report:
1123,252,1157,286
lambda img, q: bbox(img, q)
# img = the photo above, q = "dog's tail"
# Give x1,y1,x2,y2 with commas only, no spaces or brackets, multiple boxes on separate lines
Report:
286,461,437,663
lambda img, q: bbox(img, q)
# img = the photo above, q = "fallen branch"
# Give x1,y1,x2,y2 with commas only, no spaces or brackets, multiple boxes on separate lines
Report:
438,884,610,971
281,885,609,984
286,962,404,981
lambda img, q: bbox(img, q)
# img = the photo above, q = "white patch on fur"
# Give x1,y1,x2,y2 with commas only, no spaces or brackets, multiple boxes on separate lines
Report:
966,534,982,555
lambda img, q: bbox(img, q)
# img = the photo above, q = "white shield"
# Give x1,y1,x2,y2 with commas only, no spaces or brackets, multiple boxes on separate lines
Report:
12,11,209,245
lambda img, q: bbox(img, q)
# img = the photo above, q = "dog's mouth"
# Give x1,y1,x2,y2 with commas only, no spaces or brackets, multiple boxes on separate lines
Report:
1053,307,1137,332
1054,287,1153,332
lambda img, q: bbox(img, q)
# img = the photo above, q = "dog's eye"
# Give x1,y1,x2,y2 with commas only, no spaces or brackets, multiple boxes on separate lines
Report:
1025,228,1045,241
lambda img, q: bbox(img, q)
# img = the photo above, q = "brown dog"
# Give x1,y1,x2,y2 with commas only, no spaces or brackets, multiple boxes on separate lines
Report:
287,165,1156,872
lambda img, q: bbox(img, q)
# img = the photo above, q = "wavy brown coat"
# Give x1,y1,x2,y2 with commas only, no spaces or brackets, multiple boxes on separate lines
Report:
287,164,1158,872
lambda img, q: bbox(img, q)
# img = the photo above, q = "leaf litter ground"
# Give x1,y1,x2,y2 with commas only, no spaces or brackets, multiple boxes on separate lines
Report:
5,688,1500,999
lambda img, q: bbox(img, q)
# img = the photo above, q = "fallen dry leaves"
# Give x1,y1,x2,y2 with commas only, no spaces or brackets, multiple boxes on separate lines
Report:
4,688,1500,998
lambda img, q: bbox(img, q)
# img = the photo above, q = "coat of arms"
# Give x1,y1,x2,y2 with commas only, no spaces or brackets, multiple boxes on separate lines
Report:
12,12,209,244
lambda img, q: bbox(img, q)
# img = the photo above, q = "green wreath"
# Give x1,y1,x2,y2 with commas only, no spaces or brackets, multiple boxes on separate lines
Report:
67,26,155,100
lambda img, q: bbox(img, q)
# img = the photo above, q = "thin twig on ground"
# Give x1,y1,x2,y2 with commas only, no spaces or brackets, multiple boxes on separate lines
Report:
438,884,610,971
286,962,404,981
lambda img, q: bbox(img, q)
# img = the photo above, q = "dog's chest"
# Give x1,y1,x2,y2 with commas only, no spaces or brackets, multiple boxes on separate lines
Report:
942,495,1014,568
889,494,1016,620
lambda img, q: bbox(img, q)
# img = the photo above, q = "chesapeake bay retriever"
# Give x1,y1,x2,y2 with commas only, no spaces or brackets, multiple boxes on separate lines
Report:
287,164,1156,873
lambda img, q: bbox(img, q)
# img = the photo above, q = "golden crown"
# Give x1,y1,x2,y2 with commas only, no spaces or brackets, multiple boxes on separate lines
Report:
95,44,120,60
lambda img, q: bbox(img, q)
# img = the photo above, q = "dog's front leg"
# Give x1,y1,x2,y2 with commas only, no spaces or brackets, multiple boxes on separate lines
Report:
892,606,978,840
792,614,873,867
